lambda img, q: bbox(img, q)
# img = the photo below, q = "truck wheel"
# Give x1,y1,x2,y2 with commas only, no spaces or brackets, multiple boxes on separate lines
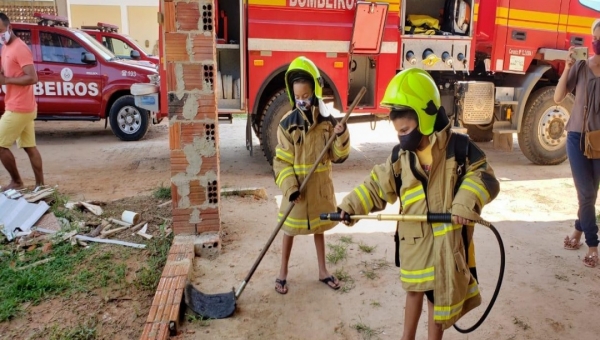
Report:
109,95,150,141
261,90,292,165
518,87,572,165
466,123,493,142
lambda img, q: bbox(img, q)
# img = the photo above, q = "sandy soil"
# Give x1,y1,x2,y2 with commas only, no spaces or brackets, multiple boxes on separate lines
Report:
2,118,599,340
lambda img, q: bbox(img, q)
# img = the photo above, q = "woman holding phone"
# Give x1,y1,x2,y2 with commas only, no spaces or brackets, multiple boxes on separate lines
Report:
554,18,600,268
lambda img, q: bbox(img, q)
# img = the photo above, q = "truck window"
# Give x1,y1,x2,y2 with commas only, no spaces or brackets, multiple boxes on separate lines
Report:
580,0,600,11
102,37,130,58
40,32,88,65
0,30,32,54
13,30,32,48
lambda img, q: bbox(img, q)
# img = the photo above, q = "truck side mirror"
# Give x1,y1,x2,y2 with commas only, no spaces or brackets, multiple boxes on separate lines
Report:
82,52,96,64
130,50,141,60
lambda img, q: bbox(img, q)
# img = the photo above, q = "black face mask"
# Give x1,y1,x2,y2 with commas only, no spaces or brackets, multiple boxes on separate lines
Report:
398,127,423,152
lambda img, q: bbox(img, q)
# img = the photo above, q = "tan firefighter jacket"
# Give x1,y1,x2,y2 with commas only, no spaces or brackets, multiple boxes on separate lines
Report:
273,105,350,236
338,116,499,329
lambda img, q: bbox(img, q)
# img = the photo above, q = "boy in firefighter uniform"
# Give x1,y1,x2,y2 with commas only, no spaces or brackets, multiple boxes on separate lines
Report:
273,56,350,294
338,68,499,339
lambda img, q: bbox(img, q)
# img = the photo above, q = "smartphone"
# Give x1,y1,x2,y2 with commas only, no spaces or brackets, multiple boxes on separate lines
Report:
572,46,589,61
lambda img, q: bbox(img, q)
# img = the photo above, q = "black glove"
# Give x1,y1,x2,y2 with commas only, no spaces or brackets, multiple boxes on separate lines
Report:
289,191,300,202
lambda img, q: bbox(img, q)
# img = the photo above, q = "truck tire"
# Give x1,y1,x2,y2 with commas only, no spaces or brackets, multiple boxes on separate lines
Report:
466,123,493,142
109,95,150,141
517,87,572,165
261,90,292,165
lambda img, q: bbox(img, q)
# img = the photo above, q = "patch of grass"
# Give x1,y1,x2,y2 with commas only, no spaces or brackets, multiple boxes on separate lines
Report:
153,184,172,200
340,282,356,294
186,312,213,327
0,242,85,321
0,227,172,321
134,233,174,291
333,267,352,282
358,243,376,253
361,269,378,280
362,258,391,271
333,267,356,294
370,301,381,308
339,235,354,244
513,317,530,331
352,320,380,340
555,274,569,281
47,318,98,340
49,191,73,220
326,243,348,264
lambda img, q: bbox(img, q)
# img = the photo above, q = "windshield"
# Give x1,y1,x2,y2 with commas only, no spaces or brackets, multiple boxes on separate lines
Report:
122,35,152,56
71,30,115,61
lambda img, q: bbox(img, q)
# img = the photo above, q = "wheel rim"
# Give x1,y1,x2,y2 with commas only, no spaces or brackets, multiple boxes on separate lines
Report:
117,106,142,134
537,105,569,152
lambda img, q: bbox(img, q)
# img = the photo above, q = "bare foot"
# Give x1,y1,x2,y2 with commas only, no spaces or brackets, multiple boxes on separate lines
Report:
2,180,24,191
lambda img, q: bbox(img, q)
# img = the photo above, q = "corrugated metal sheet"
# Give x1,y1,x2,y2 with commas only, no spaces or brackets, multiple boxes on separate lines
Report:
0,195,49,241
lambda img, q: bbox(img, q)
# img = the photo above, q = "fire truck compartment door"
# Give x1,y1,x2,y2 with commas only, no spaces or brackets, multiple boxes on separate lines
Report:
350,1,389,54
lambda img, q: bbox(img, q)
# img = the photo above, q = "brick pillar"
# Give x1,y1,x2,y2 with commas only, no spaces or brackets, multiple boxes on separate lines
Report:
165,0,221,237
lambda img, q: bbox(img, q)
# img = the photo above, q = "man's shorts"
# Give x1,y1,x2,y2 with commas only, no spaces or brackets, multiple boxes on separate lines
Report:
0,110,37,149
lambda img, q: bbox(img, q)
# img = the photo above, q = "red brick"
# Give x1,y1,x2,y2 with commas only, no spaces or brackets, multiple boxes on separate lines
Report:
169,123,181,150
162,263,190,278
154,304,166,323
164,1,176,33
140,322,153,339
169,243,194,255
169,302,181,323
190,34,215,61
181,64,203,90
166,63,177,92
165,33,189,62
200,156,219,173
146,305,158,323
157,322,169,339
180,122,209,144
172,220,196,234
189,181,207,206
176,2,200,31
197,223,220,233
171,184,179,208
168,252,194,262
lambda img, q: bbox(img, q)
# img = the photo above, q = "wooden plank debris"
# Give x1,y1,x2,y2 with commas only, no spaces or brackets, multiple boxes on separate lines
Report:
14,257,55,271
75,235,146,249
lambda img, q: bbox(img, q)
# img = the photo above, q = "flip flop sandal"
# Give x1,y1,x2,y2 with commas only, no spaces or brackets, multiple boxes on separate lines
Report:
275,278,288,295
564,236,583,250
319,276,341,290
583,254,599,268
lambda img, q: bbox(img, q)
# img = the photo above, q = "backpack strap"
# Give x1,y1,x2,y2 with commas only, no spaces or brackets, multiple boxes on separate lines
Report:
391,143,403,267
452,133,470,188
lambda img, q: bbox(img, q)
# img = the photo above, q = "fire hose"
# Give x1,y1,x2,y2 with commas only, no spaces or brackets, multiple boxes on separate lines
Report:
320,212,505,334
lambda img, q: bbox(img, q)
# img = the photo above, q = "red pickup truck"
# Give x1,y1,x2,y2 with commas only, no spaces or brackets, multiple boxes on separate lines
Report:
82,22,159,67
0,14,165,141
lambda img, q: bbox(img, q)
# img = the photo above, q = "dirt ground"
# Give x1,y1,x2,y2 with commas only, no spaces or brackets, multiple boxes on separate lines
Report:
0,193,173,340
2,118,600,339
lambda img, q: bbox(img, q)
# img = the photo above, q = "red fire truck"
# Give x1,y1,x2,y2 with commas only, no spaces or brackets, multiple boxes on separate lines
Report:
156,0,599,166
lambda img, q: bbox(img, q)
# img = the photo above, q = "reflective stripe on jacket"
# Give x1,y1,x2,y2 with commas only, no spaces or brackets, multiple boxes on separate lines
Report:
273,106,350,236
338,120,499,329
